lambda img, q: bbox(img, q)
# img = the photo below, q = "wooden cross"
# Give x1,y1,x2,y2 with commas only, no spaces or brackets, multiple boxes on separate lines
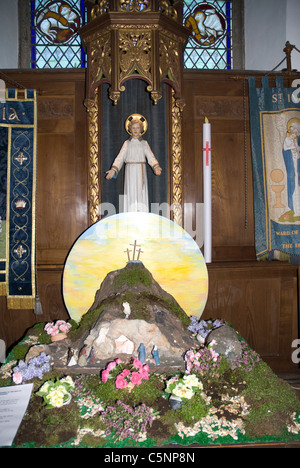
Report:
136,248,144,261
124,248,131,262
130,240,141,261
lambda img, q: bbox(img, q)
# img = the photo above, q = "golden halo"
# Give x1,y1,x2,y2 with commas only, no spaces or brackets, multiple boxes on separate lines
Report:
287,118,300,129
125,114,148,135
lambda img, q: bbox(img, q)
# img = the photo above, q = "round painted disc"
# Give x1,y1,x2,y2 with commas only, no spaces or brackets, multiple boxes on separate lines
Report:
63,212,208,322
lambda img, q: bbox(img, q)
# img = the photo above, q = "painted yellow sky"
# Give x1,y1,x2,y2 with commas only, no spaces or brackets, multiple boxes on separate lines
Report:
63,213,208,322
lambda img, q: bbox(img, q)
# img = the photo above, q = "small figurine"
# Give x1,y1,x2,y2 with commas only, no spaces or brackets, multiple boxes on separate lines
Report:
152,345,160,365
122,301,131,319
138,343,146,364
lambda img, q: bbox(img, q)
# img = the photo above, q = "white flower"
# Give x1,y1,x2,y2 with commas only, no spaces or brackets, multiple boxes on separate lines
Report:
56,384,69,395
61,376,75,388
173,383,194,400
47,388,65,406
38,381,51,394
183,374,202,389
50,394,64,407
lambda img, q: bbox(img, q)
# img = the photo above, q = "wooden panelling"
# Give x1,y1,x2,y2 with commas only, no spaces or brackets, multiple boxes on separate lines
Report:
203,262,299,373
182,70,254,260
0,70,88,351
0,69,298,374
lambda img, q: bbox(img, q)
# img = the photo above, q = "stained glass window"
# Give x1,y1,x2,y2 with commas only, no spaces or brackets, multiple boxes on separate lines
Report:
30,0,87,69
183,0,233,69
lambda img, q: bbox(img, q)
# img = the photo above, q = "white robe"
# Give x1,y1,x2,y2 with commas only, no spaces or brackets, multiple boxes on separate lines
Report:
111,138,160,212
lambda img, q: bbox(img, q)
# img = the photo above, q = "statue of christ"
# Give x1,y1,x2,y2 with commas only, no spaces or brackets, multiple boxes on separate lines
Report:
105,114,162,212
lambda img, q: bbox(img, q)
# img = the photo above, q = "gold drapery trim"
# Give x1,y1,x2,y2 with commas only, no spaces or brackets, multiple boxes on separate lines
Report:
7,296,35,310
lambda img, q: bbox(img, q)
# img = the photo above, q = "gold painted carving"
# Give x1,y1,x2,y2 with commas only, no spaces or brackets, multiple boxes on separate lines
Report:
91,34,112,91
119,0,150,12
159,33,179,86
159,0,177,19
119,30,152,83
91,0,176,17
91,0,109,20
171,89,184,226
84,89,100,225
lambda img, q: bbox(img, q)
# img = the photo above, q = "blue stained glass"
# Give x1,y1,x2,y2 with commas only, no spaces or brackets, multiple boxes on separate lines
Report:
183,0,233,70
31,0,86,69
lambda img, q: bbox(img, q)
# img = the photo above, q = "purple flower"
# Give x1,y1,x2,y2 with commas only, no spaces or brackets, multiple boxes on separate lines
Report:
188,317,224,340
12,352,51,384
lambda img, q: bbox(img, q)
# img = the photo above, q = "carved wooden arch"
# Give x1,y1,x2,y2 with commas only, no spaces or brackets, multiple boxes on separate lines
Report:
80,0,189,226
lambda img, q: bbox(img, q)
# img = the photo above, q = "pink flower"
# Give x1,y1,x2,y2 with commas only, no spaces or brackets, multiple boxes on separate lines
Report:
210,349,219,362
57,321,71,334
130,371,142,386
106,361,117,372
115,358,122,365
132,358,143,369
185,350,195,361
143,364,149,372
13,371,23,385
44,320,71,336
101,369,109,383
120,369,130,378
115,375,128,389
139,368,149,380
44,322,56,336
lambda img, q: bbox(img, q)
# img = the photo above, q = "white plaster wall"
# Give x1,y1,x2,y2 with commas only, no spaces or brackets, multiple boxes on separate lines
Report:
286,0,300,72
244,0,287,71
0,0,18,69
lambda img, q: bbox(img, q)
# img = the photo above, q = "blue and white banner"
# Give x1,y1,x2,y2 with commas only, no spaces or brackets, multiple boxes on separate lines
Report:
248,76,300,264
0,89,37,308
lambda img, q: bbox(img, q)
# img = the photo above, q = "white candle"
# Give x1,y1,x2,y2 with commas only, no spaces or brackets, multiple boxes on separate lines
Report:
203,117,212,263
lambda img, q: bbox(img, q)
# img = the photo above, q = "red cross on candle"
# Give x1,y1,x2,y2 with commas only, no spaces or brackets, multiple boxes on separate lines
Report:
203,141,211,166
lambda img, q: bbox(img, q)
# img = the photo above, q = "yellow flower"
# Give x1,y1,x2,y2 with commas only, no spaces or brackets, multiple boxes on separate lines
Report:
173,383,194,400
183,374,203,389
39,381,51,394
61,376,74,388
56,385,68,395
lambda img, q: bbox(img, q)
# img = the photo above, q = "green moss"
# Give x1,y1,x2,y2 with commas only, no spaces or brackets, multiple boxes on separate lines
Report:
176,392,209,424
9,343,31,361
241,360,300,436
80,433,106,447
14,395,81,447
68,307,104,342
124,374,165,406
113,266,153,289
159,408,180,434
88,373,164,407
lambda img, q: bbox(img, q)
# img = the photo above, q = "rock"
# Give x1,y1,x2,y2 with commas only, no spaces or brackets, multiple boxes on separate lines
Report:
206,324,242,368
81,317,187,361
169,395,183,410
48,261,194,372
114,334,135,354
88,261,184,312
25,344,50,363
